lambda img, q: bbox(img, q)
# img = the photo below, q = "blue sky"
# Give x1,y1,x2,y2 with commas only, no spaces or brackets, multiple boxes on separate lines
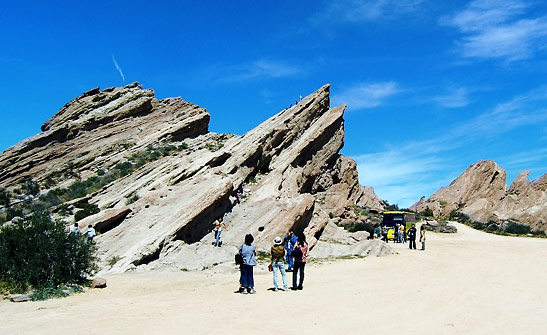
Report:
1,0,546,207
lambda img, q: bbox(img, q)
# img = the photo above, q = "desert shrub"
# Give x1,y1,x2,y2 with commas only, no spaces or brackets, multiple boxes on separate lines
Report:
257,154,272,174
63,162,81,180
126,193,139,205
0,211,97,293
0,188,11,207
486,223,499,232
20,177,40,197
384,202,399,211
74,204,100,222
504,222,531,235
57,204,73,217
6,206,24,221
346,221,374,235
420,207,434,217
532,230,546,236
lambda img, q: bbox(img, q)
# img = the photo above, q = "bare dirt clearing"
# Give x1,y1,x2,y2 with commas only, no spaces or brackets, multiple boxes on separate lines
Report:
1,222,546,334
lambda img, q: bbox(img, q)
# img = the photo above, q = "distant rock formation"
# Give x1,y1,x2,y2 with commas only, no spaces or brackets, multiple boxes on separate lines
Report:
0,83,388,273
411,160,547,232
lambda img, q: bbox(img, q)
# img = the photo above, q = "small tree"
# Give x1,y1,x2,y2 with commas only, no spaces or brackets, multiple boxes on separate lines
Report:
0,188,10,207
421,207,434,217
0,211,97,293
20,177,40,197
258,154,272,174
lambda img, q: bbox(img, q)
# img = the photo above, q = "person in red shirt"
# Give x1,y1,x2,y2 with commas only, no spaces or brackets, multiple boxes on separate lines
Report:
291,233,308,290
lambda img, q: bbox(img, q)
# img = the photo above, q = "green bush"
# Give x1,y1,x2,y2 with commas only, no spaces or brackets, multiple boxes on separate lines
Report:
504,222,531,235
420,207,434,217
0,211,98,293
20,177,40,197
345,221,375,235
258,154,272,174
0,188,11,207
74,204,100,222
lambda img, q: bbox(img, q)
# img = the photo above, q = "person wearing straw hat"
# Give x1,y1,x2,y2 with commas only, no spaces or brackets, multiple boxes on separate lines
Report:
271,236,288,291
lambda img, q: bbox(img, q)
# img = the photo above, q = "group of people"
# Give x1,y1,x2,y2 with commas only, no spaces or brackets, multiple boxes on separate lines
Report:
70,222,96,241
375,223,426,250
236,230,308,294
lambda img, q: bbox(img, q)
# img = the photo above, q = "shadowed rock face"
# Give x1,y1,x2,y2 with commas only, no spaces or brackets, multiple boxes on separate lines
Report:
411,160,547,232
0,83,388,273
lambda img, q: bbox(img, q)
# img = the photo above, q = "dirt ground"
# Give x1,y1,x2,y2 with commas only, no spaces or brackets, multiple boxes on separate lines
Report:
1,222,546,334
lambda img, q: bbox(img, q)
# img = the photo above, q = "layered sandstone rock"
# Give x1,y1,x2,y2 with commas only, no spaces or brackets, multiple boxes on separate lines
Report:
411,160,547,232
0,82,388,273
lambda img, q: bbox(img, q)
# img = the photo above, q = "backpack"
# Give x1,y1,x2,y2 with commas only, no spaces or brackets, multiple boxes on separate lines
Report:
235,246,243,265
291,246,303,262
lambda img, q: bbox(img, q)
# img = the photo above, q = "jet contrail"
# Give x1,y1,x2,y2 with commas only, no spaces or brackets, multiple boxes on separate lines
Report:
112,55,125,82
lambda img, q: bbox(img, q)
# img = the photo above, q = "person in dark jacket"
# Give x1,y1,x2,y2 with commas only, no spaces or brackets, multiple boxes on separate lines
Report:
291,233,308,290
408,224,417,250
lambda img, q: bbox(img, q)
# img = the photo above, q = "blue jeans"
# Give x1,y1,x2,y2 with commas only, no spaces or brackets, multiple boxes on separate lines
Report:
215,230,221,247
272,261,287,290
286,249,294,270
421,242,425,250
240,264,254,288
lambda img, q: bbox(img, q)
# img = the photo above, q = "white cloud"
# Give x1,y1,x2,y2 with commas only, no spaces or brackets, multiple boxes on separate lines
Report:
351,85,547,207
452,86,547,138
213,59,300,83
332,82,398,110
111,55,125,82
432,87,470,108
354,149,450,208
313,0,424,23
442,0,547,61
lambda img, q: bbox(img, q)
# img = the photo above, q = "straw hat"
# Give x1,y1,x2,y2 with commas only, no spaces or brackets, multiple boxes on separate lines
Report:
273,236,282,245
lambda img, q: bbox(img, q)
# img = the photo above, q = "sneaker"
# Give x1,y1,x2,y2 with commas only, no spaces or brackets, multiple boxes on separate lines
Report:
273,288,278,291
280,287,287,291
241,290,248,295
248,288,256,294
297,286,303,290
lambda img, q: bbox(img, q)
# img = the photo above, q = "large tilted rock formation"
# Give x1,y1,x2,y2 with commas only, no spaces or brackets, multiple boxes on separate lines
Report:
411,160,547,232
0,83,389,273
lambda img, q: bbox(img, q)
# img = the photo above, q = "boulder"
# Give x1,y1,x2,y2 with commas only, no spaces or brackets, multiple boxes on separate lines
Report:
10,294,28,302
91,277,107,288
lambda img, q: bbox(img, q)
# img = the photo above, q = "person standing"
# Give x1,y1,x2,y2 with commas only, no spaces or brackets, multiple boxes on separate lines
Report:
271,236,288,291
408,224,417,250
213,217,226,247
284,230,297,271
291,234,308,290
86,224,96,241
399,224,406,243
70,222,80,235
420,225,426,250
239,234,257,294
381,225,388,243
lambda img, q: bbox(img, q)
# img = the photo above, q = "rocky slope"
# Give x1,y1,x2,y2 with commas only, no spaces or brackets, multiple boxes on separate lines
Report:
0,83,389,273
411,160,547,232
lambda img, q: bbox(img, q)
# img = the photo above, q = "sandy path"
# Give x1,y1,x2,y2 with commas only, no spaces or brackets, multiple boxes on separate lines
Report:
1,223,546,334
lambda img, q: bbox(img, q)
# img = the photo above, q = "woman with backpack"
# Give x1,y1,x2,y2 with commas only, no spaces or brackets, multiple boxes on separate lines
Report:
271,236,288,291
291,233,308,290
239,234,257,294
